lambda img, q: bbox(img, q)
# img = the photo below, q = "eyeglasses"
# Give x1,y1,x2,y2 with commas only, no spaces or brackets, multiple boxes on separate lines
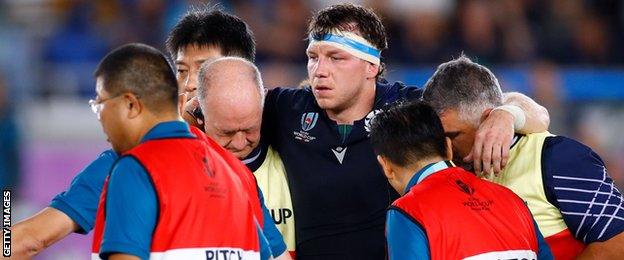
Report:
88,94,123,115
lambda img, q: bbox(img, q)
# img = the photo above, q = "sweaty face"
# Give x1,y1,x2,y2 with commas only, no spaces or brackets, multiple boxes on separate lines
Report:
202,95,262,159
175,45,224,98
439,109,478,170
306,43,371,112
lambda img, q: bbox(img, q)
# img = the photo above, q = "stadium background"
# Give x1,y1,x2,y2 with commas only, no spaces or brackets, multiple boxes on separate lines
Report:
0,0,622,259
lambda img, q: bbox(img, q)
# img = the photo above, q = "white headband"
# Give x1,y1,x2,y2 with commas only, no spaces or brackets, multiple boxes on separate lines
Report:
307,30,381,65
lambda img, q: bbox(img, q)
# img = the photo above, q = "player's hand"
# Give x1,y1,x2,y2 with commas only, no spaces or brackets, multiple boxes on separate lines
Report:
181,96,204,129
465,109,514,177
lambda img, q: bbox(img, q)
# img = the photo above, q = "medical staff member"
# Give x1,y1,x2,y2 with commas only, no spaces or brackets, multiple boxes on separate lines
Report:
90,43,262,260
194,57,296,258
422,55,624,259
369,101,553,260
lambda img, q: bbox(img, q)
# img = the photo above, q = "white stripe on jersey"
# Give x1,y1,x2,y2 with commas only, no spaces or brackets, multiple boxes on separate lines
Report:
92,247,260,260
463,250,537,260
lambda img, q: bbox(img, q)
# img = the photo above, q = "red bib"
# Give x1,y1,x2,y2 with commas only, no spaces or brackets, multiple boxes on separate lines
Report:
92,132,260,259
392,167,540,259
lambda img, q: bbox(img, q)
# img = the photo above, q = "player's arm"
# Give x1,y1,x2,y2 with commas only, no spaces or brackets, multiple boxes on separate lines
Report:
576,232,624,259
8,207,78,258
469,92,550,174
386,208,430,260
99,157,157,260
542,137,624,258
502,92,549,134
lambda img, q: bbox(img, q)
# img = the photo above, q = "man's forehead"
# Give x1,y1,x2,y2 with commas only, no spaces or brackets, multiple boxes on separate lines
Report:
175,44,224,63
209,108,261,130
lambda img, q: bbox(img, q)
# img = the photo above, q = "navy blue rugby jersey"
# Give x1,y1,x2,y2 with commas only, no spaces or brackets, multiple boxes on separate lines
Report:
541,136,624,244
263,81,422,257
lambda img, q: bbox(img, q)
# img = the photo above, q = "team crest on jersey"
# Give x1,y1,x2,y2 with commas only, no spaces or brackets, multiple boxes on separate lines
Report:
364,109,383,134
301,112,319,131
294,112,318,143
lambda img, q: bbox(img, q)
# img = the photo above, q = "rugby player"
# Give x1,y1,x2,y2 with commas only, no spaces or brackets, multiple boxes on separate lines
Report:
261,3,550,258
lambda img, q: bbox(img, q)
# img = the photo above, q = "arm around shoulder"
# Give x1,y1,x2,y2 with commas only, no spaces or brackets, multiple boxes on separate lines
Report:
502,92,550,134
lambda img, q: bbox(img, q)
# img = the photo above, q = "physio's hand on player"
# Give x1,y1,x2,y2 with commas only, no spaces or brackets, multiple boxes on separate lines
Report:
181,96,204,129
465,109,514,176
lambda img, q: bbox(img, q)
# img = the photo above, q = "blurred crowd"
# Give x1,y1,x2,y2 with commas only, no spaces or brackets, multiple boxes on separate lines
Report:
0,0,623,191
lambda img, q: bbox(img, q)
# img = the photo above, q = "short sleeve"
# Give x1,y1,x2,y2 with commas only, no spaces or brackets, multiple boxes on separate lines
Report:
49,150,118,234
386,208,430,259
542,136,624,243
99,156,157,259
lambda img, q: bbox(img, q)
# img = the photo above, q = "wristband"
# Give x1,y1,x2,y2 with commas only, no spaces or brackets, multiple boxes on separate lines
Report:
492,105,526,131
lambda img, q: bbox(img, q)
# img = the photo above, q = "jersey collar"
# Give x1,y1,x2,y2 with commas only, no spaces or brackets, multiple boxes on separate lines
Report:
404,160,455,194
242,142,269,172
141,121,194,143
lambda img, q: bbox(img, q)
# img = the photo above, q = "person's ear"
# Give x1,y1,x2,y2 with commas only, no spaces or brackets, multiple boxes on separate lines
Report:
377,155,394,180
445,137,453,160
366,63,379,80
125,93,142,119
480,108,493,123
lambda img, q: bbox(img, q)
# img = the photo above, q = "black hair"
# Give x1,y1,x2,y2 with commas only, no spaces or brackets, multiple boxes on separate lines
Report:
166,8,255,62
308,3,387,79
94,43,178,113
370,101,448,167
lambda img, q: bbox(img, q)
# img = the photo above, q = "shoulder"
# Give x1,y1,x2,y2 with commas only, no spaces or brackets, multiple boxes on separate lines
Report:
392,81,422,95
107,156,153,194
392,189,428,213
84,149,118,173
70,149,118,185
111,155,146,176
542,136,605,171
267,87,311,102
266,87,315,111
377,81,423,104
481,178,528,207
264,87,317,126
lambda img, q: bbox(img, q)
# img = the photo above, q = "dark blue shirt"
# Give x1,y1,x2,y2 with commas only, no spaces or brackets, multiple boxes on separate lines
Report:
542,136,624,243
263,81,422,257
